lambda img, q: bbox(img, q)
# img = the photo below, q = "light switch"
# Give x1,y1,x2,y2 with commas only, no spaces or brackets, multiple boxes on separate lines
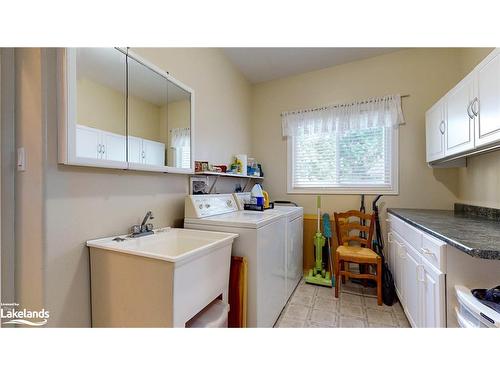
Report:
17,147,26,171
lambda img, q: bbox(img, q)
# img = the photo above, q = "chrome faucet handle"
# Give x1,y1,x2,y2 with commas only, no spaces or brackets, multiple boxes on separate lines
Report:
131,225,141,235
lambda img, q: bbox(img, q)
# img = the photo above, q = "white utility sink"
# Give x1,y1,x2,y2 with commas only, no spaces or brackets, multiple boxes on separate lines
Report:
87,228,238,327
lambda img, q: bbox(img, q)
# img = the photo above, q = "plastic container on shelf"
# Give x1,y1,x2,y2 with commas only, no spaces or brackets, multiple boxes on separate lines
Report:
186,300,229,328
455,285,500,328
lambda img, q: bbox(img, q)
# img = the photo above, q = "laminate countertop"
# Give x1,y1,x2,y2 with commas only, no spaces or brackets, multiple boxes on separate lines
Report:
387,208,500,260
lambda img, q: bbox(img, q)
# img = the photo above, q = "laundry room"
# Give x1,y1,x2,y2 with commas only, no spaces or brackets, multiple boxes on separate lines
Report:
1,2,500,374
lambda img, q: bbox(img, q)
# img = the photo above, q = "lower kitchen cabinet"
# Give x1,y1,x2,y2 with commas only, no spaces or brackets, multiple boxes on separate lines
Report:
404,243,422,327
387,214,446,327
422,259,446,328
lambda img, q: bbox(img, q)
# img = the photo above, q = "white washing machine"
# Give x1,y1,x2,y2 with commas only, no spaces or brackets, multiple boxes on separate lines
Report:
233,193,304,301
184,194,287,327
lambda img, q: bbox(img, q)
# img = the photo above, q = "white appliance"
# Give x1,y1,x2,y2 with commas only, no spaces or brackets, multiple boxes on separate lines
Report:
455,285,500,328
273,204,304,300
233,192,304,300
184,194,287,327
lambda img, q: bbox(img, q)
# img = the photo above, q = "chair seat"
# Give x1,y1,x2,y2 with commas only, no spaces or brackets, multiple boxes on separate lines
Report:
336,245,380,262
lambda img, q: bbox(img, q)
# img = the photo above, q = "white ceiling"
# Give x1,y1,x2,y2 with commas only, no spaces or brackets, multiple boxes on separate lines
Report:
223,48,402,83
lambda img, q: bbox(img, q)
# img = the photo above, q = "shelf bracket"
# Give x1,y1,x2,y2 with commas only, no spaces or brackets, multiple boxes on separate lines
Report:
208,176,219,194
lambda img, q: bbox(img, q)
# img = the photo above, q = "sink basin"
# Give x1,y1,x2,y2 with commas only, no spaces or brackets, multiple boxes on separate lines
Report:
87,227,238,327
87,227,237,265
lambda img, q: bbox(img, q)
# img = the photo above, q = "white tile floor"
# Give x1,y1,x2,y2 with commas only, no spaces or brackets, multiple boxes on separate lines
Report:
274,278,411,328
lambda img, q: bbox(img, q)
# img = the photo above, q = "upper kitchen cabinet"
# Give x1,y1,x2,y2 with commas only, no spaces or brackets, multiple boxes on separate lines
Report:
58,48,128,169
475,49,500,148
426,48,500,166
445,72,475,156
58,48,194,173
425,99,445,163
127,52,193,173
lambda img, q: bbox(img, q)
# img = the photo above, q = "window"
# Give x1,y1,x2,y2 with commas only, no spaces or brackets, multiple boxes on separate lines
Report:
283,95,402,194
175,145,191,169
170,127,191,169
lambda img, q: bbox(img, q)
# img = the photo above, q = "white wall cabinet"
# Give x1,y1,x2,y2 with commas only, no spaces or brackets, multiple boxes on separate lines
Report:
76,125,126,163
387,213,446,327
58,48,194,174
445,74,475,156
425,100,446,162
127,136,165,167
475,49,500,148
426,48,500,165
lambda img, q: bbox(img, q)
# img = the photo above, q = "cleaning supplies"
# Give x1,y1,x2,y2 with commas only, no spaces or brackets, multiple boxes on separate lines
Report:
304,196,332,287
262,191,270,209
234,154,248,176
251,184,264,206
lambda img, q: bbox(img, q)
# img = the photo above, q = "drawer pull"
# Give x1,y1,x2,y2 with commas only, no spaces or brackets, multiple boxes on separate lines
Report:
388,232,393,243
421,247,434,257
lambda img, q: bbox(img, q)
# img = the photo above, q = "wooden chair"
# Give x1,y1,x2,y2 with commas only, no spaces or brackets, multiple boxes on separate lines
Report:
334,210,382,305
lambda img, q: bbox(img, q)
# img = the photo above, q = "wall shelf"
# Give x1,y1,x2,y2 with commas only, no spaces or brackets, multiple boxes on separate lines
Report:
193,172,263,193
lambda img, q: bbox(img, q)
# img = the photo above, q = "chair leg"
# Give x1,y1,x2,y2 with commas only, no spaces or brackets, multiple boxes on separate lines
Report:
341,261,346,284
335,255,340,299
377,258,383,306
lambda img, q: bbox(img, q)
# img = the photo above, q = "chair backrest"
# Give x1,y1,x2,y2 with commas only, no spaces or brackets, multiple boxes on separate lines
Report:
334,210,375,249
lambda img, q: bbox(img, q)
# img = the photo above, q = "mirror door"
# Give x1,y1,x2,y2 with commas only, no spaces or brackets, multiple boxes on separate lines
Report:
59,48,193,173
67,48,128,168
165,79,192,171
127,54,193,173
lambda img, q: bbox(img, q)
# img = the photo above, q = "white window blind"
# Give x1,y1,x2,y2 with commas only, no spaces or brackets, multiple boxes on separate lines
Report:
284,95,402,194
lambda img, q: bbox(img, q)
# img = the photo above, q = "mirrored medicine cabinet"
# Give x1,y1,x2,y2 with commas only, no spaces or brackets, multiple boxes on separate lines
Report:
57,48,194,173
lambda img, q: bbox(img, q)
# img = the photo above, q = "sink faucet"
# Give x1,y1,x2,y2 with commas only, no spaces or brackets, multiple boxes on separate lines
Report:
131,211,155,237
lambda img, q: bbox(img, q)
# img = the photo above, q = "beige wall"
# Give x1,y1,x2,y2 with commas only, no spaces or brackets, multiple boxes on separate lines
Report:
16,48,252,327
455,48,500,208
15,49,45,313
251,48,466,217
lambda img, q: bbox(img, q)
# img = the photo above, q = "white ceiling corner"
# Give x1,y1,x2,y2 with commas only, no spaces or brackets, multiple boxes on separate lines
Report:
222,48,402,83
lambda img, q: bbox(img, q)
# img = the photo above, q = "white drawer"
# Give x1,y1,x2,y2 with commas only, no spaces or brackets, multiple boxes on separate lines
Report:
388,214,422,252
421,231,447,272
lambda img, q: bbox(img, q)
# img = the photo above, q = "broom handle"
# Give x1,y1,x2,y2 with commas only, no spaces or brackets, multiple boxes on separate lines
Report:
317,195,321,232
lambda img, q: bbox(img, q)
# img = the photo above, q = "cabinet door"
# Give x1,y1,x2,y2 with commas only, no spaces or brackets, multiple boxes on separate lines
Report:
75,125,102,160
63,48,127,168
393,233,406,306
404,243,422,328
446,75,475,156
127,136,143,164
143,139,166,166
422,259,446,328
475,50,500,147
102,131,126,162
425,101,445,162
